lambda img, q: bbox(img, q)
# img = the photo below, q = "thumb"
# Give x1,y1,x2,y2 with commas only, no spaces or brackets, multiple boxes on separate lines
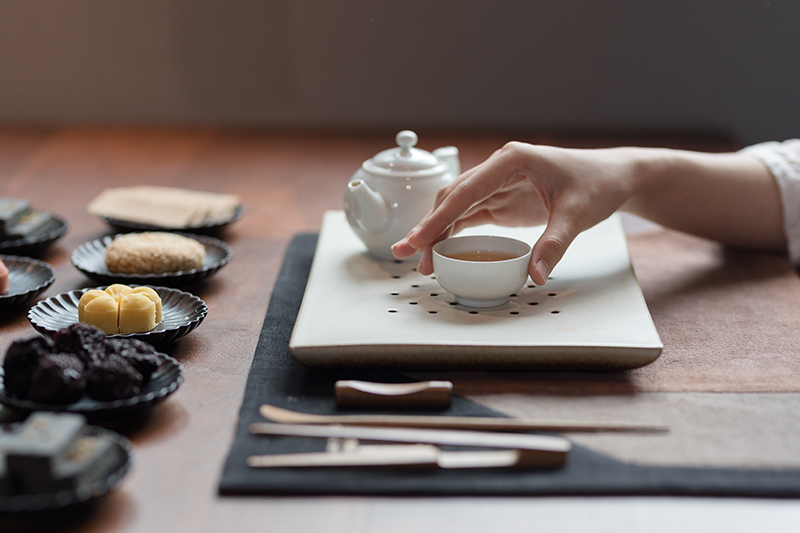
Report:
529,215,580,286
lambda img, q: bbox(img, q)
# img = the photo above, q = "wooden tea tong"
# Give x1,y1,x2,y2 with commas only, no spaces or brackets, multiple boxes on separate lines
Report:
248,422,571,470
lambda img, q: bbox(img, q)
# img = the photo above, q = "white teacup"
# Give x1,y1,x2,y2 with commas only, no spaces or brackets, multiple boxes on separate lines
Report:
432,235,532,308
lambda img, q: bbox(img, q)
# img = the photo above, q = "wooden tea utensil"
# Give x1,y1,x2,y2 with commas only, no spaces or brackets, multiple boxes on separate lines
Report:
247,444,553,470
259,403,669,433
248,422,570,469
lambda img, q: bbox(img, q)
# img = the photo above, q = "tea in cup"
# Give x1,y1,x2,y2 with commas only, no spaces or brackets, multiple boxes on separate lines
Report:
432,235,532,308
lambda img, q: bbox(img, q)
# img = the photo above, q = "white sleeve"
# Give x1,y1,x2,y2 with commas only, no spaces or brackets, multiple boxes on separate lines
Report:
740,139,800,264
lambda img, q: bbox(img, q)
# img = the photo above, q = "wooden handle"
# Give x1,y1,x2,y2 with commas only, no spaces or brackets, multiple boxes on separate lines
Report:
335,380,453,409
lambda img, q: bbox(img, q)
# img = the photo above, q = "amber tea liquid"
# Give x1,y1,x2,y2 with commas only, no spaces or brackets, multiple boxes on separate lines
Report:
444,250,522,261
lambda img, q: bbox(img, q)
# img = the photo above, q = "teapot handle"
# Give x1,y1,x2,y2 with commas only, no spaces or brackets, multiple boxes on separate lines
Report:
433,146,460,177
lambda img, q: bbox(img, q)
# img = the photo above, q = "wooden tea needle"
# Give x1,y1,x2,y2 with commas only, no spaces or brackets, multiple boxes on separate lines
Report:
259,404,669,433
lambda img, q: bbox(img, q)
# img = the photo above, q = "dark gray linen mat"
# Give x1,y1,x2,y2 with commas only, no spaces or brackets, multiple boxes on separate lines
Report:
218,234,800,497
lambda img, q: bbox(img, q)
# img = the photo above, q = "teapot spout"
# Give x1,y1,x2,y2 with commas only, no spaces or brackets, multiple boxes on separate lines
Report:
345,179,390,234
433,146,461,177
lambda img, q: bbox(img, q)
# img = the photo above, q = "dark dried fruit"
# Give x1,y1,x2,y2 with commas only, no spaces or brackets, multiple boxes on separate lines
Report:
105,337,157,357
28,353,87,404
52,323,107,366
3,336,55,398
3,324,164,404
124,352,163,383
105,337,162,383
85,354,143,401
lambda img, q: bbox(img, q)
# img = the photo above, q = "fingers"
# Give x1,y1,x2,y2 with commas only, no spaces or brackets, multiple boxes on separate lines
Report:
390,238,418,259
416,246,434,275
451,209,498,235
528,208,582,285
405,162,509,250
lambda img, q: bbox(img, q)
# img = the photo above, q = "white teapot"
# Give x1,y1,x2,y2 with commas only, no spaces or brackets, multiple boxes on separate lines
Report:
344,130,460,260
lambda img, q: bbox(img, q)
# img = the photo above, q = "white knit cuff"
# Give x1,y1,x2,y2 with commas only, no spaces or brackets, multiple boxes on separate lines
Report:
740,140,800,265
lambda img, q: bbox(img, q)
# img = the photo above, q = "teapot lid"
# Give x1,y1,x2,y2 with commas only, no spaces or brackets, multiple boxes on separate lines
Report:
363,130,447,176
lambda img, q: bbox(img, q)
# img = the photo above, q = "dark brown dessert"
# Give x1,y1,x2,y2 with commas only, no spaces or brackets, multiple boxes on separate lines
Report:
0,412,126,496
0,198,30,236
28,353,87,404
2,210,54,239
52,323,108,367
105,337,162,384
0,198,55,241
2,325,164,404
3,336,57,398
86,354,143,401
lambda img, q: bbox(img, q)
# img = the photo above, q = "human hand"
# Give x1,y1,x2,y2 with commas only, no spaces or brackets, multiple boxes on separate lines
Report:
391,142,638,285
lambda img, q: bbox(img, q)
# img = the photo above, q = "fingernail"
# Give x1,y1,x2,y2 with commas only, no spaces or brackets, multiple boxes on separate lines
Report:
534,259,551,283
392,238,407,250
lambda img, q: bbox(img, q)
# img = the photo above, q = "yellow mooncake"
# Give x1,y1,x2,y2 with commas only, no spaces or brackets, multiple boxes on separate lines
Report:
78,290,119,334
78,284,163,334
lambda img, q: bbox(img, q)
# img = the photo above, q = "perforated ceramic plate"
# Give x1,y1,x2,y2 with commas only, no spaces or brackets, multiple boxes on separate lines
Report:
0,425,132,514
0,354,184,423
71,233,233,287
288,210,663,370
98,203,244,234
0,255,56,312
0,214,68,256
28,286,207,347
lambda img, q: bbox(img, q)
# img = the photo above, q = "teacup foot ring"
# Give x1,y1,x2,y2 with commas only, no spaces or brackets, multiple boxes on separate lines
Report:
454,296,509,308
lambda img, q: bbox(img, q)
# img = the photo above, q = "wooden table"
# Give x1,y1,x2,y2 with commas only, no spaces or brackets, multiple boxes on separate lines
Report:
1,127,797,532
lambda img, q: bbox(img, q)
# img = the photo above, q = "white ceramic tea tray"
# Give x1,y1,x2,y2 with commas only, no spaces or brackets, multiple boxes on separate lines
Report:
289,210,662,370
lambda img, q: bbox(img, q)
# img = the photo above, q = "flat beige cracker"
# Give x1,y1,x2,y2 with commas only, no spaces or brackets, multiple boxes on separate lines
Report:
88,186,240,228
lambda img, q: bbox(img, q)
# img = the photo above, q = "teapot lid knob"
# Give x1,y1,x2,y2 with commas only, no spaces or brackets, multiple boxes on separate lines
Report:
363,129,444,175
396,130,418,155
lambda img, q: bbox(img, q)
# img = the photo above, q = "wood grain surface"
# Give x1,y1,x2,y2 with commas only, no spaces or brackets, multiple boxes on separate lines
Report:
4,127,776,533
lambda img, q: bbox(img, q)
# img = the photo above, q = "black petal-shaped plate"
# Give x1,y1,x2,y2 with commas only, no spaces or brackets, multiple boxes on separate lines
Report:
98,203,244,235
0,424,132,514
27,287,207,347
71,233,233,288
0,354,184,423
0,255,56,312
0,214,69,256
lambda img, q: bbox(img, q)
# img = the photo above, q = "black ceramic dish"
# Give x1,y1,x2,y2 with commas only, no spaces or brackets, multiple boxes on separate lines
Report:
71,233,233,288
0,424,132,514
27,286,208,348
0,354,184,423
98,203,244,235
0,255,56,313
0,215,69,256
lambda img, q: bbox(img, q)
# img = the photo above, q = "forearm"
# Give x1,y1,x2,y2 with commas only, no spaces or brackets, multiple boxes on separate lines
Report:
621,147,786,251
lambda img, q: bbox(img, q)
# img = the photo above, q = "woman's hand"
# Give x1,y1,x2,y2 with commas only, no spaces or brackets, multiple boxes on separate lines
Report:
392,141,785,285
391,142,639,285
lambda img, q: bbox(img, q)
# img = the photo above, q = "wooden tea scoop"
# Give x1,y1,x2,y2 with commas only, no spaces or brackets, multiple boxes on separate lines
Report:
260,404,669,433
248,422,570,469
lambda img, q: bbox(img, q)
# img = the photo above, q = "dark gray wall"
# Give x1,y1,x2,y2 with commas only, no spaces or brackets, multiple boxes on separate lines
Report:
0,0,797,143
